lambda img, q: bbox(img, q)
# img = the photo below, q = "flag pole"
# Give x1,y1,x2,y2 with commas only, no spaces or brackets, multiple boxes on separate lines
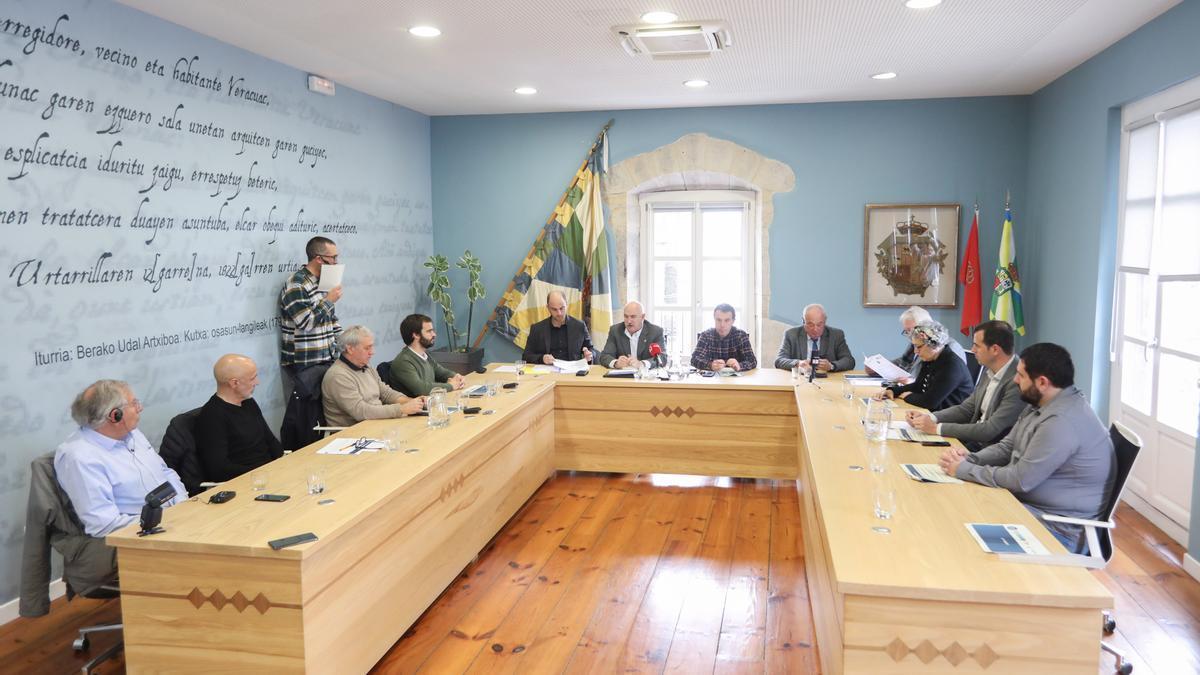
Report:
471,119,615,349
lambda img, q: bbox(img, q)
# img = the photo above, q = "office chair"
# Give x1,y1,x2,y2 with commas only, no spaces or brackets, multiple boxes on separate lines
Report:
376,361,393,387
159,407,219,496
20,454,124,674
965,351,983,385
999,422,1141,674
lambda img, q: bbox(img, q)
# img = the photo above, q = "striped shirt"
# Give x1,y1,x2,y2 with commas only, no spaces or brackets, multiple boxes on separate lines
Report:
279,266,341,368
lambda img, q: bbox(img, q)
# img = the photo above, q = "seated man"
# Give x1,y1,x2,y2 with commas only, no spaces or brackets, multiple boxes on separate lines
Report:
906,320,1026,451
690,303,757,371
388,313,465,396
55,380,187,538
939,343,1115,552
598,301,664,369
196,354,284,482
322,325,425,427
878,321,973,410
522,290,594,366
774,303,854,373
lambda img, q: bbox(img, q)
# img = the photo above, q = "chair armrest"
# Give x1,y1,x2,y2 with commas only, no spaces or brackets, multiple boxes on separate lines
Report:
1041,514,1115,529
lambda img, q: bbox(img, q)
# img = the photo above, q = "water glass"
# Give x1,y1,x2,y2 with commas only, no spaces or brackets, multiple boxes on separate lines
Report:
251,470,268,491
427,390,450,428
485,379,498,396
514,360,526,381
868,442,890,473
791,364,801,381
864,399,891,442
306,468,326,495
841,378,854,400
873,480,896,520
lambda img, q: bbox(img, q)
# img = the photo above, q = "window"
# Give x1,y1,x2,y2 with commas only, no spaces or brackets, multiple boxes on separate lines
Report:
639,191,756,358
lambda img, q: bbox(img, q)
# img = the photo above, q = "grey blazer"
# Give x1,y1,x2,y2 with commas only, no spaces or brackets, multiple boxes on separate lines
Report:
934,357,1027,450
774,326,855,372
597,321,665,367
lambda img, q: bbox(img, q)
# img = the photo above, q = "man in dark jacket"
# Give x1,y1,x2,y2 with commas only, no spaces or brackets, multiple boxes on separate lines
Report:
196,354,284,482
522,290,593,365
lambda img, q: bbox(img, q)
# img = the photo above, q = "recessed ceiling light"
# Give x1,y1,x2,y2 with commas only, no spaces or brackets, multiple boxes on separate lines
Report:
514,86,538,95
871,72,897,80
683,79,709,88
904,0,943,8
641,11,678,24
408,25,441,37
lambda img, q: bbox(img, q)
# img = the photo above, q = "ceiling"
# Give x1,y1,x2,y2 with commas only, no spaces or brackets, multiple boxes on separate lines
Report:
115,0,1181,116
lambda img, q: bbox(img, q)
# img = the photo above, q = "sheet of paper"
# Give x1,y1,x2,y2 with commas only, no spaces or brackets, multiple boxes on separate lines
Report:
965,523,1051,555
553,358,589,373
493,364,553,374
846,377,886,387
316,263,344,291
901,463,964,484
886,421,944,442
862,353,910,382
606,368,636,376
462,384,487,397
316,437,385,455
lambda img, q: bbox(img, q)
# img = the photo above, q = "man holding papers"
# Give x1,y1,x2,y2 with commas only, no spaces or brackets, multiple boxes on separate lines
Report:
906,320,1026,451
939,343,1115,553
598,301,663,369
386,313,465,396
279,236,343,375
522,291,594,366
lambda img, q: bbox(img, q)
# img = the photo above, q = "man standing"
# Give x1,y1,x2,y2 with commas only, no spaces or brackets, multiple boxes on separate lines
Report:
690,304,757,371
55,380,186,538
387,313,466,396
774,303,854,373
322,325,426,428
939,343,1115,552
598,301,664,369
279,236,343,378
522,290,594,366
196,354,284,483
907,320,1026,451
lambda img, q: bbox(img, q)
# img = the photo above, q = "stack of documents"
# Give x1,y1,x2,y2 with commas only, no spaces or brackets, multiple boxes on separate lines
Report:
317,438,387,455
551,358,589,373
901,463,963,484
862,354,910,381
965,523,1051,555
887,421,944,443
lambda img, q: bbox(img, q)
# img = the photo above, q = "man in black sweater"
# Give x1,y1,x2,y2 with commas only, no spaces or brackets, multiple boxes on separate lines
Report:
196,354,283,482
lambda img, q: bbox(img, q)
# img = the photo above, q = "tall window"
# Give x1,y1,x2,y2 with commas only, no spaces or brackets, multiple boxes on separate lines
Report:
639,191,756,358
1112,77,1200,539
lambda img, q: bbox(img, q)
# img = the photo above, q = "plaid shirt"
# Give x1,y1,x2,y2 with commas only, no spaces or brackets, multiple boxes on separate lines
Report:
279,266,341,368
690,327,757,371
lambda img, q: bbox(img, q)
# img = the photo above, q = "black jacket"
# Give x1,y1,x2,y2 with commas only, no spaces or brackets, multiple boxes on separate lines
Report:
522,315,593,364
888,345,974,410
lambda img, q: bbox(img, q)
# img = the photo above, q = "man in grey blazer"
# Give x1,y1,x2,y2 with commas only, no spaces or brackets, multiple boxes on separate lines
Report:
907,320,1026,451
774,303,855,373
598,301,664,368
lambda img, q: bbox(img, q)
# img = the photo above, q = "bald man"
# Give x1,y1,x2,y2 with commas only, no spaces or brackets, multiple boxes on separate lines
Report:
598,301,665,368
521,290,594,366
195,354,283,482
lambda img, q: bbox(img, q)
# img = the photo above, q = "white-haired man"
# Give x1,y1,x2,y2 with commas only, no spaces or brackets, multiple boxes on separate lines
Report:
774,303,855,373
322,325,426,427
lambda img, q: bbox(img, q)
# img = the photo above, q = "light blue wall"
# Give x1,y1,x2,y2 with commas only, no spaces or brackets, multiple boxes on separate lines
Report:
1025,0,1200,564
0,0,431,605
431,97,1029,366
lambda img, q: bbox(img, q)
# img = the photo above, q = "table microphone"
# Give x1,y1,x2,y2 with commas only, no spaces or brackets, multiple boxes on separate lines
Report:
648,342,666,369
808,350,821,383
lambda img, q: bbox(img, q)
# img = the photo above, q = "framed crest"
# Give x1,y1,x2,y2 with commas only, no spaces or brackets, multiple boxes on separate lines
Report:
862,203,960,307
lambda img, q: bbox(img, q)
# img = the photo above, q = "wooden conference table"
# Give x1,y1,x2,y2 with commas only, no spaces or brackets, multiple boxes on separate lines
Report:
108,366,1111,673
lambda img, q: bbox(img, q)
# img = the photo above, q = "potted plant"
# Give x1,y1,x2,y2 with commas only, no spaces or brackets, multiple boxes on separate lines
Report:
423,250,486,374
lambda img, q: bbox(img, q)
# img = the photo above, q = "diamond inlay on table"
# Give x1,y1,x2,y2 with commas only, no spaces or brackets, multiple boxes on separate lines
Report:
187,587,274,614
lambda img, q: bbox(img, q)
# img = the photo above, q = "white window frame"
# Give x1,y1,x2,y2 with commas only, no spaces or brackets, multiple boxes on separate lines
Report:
638,190,758,358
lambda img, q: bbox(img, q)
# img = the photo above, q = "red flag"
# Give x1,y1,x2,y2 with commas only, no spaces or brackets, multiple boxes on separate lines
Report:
959,208,983,336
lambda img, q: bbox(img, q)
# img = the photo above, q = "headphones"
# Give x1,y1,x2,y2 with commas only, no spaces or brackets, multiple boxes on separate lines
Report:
109,407,123,423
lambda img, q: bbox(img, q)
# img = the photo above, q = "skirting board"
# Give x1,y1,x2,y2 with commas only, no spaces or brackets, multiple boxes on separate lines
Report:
1122,491,1188,546
1186,554,1200,585
0,578,65,626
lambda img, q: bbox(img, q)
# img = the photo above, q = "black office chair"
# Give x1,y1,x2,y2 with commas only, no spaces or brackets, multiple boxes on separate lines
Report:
376,361,393,388
1000,422,1141,674
965,350,983,385
159,407,218,496
19,454,123,674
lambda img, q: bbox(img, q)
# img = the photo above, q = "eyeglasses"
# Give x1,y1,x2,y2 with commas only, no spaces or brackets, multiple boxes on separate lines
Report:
900,328,913,337
318,253,339,263
123,399,143,411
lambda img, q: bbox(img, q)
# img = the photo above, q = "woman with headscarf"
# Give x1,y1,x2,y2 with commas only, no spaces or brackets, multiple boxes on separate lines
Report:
878,321,974,410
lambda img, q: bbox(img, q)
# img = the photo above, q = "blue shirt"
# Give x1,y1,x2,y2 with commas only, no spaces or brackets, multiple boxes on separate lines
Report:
54,427,186,537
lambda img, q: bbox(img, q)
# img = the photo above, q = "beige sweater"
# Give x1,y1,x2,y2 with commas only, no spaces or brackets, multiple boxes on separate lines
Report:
321,358,410,427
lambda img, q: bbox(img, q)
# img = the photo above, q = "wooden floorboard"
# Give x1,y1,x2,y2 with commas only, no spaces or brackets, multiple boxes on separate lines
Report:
4,481,1198,674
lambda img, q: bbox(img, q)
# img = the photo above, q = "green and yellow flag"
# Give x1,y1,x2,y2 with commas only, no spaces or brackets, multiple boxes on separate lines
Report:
989,205,1026,335
483,125,615,350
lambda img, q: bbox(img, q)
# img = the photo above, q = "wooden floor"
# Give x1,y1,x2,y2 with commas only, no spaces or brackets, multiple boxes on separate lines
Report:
2,472,1199,674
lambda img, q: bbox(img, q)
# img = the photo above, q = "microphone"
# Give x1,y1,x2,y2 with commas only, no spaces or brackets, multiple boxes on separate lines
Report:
648,342,666,369
808,349,821,383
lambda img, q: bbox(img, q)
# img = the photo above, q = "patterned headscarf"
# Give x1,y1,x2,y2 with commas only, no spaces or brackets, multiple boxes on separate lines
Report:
911,321,950,349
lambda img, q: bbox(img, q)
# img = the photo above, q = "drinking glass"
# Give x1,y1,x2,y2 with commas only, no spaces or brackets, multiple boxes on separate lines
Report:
485,379,498,396
864,399,891,442
514,360,526,381
251,470,268,492
791,364,802,381
873,480,896,520
306,468,326,495
868,442,890,473
841,378,855,400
